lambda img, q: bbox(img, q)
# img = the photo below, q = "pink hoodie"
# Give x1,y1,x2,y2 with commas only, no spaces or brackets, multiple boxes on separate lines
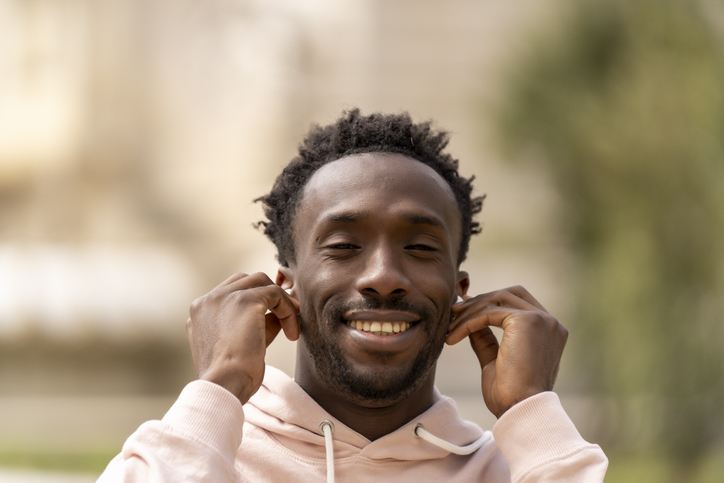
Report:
98,366,607,482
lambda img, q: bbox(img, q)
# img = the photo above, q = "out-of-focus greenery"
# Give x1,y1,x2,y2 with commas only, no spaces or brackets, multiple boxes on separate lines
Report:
604,450,724,483
0,448,116,475
496,0,724,478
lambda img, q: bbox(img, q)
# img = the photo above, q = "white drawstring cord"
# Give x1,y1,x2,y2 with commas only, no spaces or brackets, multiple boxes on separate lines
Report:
413,423,487,455
319,420,335,483
317,418,483,482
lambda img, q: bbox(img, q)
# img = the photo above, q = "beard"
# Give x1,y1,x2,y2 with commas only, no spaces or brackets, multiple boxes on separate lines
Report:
299,296,448,407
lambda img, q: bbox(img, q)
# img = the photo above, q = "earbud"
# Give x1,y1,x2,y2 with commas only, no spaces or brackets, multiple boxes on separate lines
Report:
456,295,464,304
285,288,292,295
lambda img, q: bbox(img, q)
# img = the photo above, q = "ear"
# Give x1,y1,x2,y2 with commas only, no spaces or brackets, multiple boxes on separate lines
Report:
455,270,470,297
276,266,295,293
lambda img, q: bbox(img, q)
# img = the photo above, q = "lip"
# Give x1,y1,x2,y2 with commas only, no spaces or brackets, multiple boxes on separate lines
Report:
342,320,418,352
343,310,420,323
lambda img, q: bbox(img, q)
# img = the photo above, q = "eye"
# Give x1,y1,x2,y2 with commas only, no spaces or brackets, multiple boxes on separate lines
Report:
405,244,437,251
326,243,359,250
321,242,360,260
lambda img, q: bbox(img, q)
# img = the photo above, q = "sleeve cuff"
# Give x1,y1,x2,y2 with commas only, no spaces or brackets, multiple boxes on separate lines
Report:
161,380,245,455
492,392,591,474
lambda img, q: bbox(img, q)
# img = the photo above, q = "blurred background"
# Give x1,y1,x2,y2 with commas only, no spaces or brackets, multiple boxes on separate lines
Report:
1,0,723,481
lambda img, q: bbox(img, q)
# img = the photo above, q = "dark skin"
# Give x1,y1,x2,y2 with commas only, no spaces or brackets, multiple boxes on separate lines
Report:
186,153,568,441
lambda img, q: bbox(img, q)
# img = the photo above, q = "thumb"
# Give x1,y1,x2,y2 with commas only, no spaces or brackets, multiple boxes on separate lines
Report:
469,327,499,370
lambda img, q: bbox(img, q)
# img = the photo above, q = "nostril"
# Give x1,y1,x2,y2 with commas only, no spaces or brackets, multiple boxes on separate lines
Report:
355,248,412,297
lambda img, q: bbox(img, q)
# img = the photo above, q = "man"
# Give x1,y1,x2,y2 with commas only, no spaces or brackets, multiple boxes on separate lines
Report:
99,110,608,482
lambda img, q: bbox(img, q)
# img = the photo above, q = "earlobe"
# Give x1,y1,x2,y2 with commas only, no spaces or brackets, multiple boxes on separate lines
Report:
456,271,470,297
276,266,295,292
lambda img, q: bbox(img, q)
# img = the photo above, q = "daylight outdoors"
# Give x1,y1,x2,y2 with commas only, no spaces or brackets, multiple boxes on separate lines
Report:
1,1,723,482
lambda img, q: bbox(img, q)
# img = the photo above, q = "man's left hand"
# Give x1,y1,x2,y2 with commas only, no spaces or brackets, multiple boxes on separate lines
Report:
446,286,568,419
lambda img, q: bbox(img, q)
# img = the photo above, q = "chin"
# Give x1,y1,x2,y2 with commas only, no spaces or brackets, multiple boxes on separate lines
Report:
311,339,442,408
299,301,447,407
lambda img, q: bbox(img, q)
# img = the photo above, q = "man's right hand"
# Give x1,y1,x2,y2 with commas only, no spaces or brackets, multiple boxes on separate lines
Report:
186,272,301,405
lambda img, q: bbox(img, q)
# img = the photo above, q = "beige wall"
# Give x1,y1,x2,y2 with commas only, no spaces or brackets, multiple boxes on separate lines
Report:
0,0,575,441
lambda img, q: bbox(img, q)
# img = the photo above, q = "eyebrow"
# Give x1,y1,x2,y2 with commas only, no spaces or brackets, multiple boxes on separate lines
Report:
328,212,368,223
323,211,445,229
404,214,444,229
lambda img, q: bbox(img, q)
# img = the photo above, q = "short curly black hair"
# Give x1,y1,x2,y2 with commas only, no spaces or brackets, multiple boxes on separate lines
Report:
256,109,484,267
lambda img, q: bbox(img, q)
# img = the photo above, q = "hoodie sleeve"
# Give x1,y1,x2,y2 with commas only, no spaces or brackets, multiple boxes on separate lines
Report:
97,380,244,483
491,392,608,483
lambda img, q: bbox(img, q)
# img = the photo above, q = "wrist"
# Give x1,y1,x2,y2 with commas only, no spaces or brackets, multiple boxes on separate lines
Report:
201,364,261,404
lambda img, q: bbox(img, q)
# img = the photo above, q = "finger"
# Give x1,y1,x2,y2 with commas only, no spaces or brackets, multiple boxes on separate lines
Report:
447,306,528,345
280,289,300,315
224,272,300,333
218,272,249,287
449,290,543,334
213,272,301,340
468,327,500,370
264,312,283,346
261,286,301,341
452,289,541,317
223,272,275,292
504,285,547,312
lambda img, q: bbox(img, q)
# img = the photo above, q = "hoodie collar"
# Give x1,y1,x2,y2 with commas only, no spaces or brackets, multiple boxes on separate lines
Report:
244,366,484,461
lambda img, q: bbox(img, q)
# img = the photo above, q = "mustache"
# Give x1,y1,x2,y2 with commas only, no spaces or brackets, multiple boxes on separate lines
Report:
298,295,448,338
327,296,435,323
344,297,420,312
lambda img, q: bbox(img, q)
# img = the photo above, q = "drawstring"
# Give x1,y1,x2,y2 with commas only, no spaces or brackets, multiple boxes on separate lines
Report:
319,420,335,483
318,419,485,482
413,423,487,455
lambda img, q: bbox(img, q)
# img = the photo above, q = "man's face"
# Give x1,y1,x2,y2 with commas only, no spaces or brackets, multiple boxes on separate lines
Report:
287,153,466,407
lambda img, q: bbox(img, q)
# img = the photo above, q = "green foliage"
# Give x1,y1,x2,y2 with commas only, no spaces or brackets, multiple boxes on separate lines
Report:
605,449,724,483
496,0,724,468
0,448,116,474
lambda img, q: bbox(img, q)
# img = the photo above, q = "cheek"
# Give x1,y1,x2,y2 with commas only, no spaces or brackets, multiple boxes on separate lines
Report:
296,271,343,321
299,260,354,298
413,266,456,298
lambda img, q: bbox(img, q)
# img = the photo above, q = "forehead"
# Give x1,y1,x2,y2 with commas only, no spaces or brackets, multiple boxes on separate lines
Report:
295,153,461,243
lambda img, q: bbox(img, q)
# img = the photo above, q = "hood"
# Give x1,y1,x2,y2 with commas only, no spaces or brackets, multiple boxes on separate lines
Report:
244,366,487,462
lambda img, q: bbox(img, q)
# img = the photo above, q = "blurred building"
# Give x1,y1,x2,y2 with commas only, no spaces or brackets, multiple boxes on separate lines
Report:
0,0,575,473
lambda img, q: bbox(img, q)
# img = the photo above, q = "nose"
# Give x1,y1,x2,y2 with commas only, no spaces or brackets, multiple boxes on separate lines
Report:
355,243,411,298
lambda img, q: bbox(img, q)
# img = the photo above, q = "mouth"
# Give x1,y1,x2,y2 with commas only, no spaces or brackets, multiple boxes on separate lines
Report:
345,320,413,336
342,310,419,337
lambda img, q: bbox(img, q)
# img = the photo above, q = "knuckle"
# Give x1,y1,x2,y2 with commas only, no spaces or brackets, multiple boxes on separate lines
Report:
527,311,547,327
248,272,272,284
189,295,205,314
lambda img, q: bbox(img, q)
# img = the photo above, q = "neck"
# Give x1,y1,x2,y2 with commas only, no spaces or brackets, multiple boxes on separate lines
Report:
294,351,437,441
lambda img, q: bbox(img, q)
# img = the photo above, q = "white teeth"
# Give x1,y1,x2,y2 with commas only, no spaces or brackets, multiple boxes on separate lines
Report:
346,320,412,335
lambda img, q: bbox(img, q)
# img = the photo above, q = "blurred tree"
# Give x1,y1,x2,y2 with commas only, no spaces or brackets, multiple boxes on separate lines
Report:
495,0,724,476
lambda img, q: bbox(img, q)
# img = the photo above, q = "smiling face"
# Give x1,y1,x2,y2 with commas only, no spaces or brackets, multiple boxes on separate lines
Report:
284,153,469,408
